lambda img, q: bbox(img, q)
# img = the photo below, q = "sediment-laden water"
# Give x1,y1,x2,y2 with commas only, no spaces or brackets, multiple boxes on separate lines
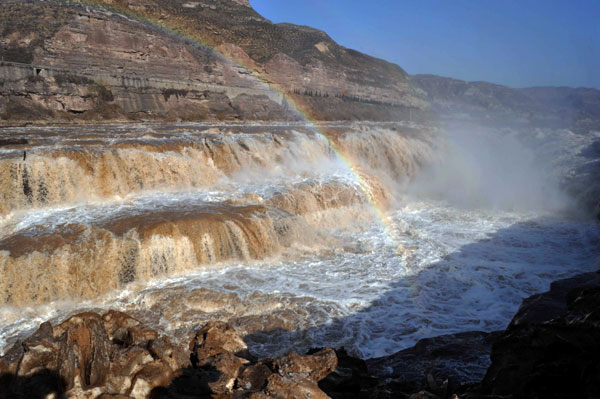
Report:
0,122,598,380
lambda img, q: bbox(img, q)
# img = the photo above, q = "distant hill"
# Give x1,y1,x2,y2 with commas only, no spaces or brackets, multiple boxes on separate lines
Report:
412,74,600,130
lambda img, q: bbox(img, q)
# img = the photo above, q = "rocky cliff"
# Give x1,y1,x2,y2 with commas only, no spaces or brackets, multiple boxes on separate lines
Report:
2,1,599,126
0,0,428,122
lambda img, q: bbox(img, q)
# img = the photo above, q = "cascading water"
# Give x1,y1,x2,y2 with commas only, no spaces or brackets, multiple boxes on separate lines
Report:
0,121,598,382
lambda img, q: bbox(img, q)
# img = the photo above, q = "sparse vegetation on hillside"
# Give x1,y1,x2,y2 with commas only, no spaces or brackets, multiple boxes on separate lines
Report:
0,98,54,121
69,0,409,89
89,83,114,104
0,2,74,64
26,75,45,84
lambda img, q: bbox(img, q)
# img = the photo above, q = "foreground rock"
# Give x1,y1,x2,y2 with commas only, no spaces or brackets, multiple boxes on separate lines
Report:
319,330,500,399
2,271,599,399
0,311,336,399
319,271,600,399
478,271,600,399
507,271,600,328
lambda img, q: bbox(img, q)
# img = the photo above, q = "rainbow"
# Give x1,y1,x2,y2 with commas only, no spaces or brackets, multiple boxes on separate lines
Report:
65,0,403,249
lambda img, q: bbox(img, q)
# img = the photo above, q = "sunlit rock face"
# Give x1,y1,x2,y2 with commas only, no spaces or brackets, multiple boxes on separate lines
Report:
0,0,428,122
0,0,292,121
0,310,337,398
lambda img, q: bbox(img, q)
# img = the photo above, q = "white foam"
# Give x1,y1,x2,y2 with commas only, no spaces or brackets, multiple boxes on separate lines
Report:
0,123,598,385
1,199,597,360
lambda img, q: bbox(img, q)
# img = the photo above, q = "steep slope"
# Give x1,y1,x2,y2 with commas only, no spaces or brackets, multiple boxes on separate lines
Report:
0,0,427,122
94,0,420,99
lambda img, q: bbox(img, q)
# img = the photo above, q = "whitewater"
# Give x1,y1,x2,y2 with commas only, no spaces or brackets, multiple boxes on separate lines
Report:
0,121,598,377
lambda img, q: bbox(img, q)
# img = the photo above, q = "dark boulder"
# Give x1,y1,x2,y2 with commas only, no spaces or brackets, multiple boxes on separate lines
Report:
320,330,500,399
367,331,501,388
508,271,600,327
318,348,379,399
481,273,600,399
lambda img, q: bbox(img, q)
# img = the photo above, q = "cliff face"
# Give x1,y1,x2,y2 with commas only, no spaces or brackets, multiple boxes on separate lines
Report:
0,0,427,122
0,0,289,121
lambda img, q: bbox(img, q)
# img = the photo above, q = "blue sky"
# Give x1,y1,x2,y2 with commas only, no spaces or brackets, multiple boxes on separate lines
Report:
250,0,600,89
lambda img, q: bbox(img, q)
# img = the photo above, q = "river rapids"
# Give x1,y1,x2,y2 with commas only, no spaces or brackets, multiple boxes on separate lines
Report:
0,122,598,374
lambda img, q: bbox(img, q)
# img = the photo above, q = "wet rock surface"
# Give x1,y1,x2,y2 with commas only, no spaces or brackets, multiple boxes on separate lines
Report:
0,311,337,399
366,331,501,386
507,271,600,327
319,333,498,399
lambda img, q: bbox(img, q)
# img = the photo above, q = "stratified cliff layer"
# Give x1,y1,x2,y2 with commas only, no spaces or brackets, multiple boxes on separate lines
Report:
0,0,428,122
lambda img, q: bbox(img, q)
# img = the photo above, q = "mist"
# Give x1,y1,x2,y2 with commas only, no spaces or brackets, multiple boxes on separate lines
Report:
406,125,572,213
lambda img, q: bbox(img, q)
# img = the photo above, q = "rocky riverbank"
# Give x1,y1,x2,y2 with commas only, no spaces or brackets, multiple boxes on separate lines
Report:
1,270,599,399
0,311,338,399
320,270,600,399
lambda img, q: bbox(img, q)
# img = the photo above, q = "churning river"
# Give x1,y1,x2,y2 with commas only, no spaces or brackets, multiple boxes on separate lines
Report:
0,122,598,375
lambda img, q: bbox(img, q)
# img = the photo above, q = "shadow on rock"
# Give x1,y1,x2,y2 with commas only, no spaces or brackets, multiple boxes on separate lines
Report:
149,365,219,399
478,276,600,399
241,219,600,399
0,369,66,399
150,322,338,398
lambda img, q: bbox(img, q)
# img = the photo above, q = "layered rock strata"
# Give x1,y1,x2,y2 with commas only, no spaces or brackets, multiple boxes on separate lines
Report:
0,0,428,122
